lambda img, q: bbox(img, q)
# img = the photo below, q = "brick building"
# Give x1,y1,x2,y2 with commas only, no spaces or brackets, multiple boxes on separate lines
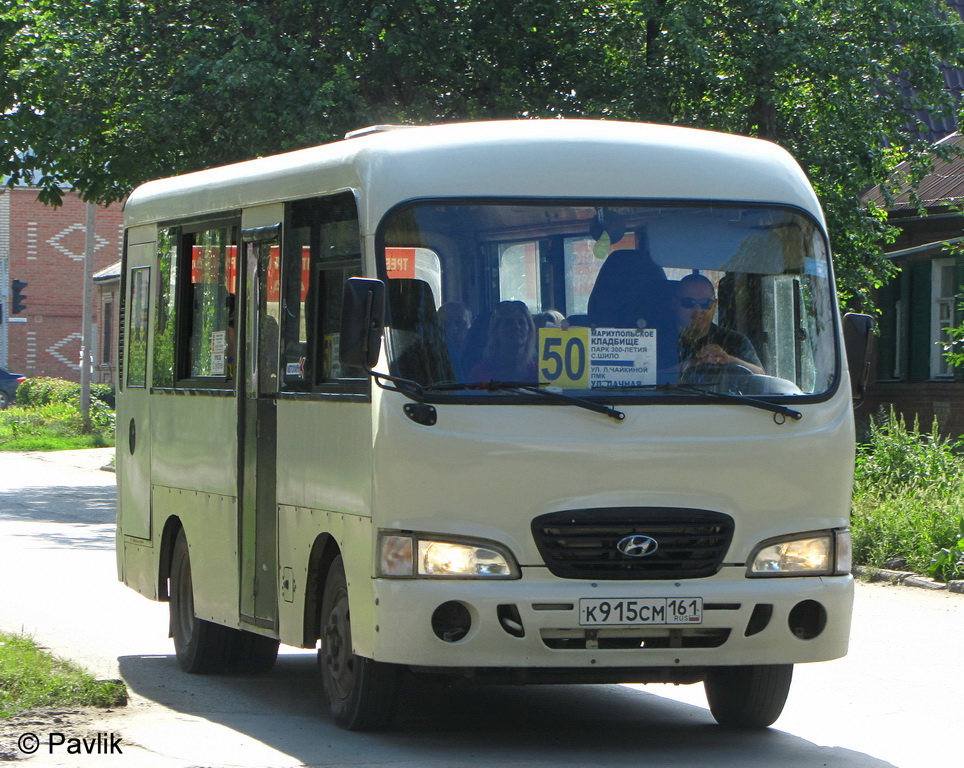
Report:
0,187,124,384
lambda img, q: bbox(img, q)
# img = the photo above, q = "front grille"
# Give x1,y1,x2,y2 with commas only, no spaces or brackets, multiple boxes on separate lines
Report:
531,507,734,580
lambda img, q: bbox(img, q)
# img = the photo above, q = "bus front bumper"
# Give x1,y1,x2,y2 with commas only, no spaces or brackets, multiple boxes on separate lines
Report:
369,567,853,674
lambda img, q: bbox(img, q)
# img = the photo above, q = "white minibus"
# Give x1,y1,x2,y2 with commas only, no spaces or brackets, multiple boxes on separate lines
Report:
116,120,872,731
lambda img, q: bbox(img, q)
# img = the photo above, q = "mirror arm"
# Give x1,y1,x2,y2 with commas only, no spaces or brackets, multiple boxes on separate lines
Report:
369,369,426,403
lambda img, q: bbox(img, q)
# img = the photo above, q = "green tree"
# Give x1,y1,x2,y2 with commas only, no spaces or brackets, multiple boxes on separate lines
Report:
3,1,963,303
594,1,964,306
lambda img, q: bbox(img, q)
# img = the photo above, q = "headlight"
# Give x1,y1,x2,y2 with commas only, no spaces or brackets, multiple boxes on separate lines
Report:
748,530,851,577
379,533,519,579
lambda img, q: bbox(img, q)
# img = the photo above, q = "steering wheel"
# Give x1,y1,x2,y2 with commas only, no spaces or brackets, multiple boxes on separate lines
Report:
678,362,755,394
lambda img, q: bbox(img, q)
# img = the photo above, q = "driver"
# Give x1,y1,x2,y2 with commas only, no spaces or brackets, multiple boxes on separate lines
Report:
674,274,764,375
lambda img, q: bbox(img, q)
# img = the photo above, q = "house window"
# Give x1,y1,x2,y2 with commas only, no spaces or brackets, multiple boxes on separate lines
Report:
932,258,957,378
102,300,113,366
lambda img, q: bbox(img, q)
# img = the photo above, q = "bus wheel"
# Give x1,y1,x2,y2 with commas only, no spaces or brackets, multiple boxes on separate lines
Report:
318,555,401,730
704,664,793,729
170,530,234,674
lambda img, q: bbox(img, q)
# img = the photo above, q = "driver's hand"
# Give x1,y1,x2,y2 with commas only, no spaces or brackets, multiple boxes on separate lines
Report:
695,344,730,366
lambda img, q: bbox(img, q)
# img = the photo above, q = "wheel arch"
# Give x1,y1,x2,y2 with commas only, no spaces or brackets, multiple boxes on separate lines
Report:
158,515,184,602
302,533,341,648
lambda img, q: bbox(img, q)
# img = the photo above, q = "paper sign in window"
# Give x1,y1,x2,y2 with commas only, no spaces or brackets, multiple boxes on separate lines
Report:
539,327,656,389
385,247,417,279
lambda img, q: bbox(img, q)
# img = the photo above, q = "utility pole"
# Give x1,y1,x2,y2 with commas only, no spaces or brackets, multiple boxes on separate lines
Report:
80,202,95,429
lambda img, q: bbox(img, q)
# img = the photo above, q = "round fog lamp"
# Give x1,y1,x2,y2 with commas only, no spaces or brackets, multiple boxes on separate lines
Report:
431,601,472,643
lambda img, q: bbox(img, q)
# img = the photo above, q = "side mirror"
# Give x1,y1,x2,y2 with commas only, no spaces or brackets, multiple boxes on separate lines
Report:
340,277,386,370
842,313,875,403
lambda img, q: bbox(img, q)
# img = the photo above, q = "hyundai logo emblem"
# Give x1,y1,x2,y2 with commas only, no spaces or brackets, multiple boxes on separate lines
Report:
616,535,659,558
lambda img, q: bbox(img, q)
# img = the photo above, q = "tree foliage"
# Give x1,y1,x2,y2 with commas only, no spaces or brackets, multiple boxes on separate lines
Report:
3,0,964,303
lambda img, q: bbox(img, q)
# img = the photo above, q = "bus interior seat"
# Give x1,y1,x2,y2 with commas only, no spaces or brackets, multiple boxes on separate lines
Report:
586,248,669,329
460,308,491,380
565,313,590,327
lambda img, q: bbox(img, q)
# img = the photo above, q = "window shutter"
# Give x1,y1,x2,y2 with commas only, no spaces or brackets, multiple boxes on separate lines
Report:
908,261,931,381
875,277,898,379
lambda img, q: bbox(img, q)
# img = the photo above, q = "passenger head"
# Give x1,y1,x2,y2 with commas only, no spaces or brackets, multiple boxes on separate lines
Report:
534,310,565,329
438,301,473,349
674,274,717,333
485,300,536,365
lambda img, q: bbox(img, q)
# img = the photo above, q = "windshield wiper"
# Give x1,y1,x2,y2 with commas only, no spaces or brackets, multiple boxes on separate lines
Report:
512,384,626,421
425,380,626,422
657,382,802,423
382,375,794,424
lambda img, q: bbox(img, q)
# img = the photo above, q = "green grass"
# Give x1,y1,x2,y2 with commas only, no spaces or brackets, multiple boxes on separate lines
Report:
0,433,111,452
851,409,964,581
0,401,113,452
0,633,126,718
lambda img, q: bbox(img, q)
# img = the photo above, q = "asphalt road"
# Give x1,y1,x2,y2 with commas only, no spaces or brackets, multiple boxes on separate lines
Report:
0,449,960,768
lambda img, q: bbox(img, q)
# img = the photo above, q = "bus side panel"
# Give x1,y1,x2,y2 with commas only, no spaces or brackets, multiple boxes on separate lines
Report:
150,394,240,626
153,485,240,626
150,393,239,498
120,538,158,600
276,505,373,650
274,399,375,651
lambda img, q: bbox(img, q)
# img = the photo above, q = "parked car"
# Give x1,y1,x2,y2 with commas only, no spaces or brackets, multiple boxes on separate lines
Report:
0,367,26,409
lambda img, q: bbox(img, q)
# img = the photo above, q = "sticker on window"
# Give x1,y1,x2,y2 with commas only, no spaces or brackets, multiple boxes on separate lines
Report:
539,327,656,389
385,248,417,279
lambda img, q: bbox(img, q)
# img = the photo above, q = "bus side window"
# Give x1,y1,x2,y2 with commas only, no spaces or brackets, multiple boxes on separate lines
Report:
152,228,178,388
282,192,365,393
183,226,237,380
126,266,151,388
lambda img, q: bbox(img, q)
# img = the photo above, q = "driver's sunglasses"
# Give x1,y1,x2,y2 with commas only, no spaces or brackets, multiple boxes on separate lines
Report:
677,297,715,310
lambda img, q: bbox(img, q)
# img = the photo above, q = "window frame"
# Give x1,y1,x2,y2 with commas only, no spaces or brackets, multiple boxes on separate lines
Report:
125,266,151,389
278,191,369,399
375,196,843,405
931,257,957,379
150,216,241,392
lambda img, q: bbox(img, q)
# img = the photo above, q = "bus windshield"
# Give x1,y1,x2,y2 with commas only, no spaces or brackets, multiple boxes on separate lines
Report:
380,202,837,399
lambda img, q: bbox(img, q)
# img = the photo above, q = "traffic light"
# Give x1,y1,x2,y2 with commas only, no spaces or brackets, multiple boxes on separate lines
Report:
11,279,27,314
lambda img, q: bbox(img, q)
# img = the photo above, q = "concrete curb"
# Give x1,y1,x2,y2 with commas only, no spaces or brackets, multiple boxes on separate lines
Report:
854,566,964,594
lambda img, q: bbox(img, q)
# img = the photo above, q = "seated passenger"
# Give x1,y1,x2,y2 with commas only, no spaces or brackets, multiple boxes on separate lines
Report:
534,309,565,329
674,274,764,375
468,300,538,382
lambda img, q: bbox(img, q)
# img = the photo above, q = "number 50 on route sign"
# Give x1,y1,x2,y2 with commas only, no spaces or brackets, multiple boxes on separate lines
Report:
539,328,590,388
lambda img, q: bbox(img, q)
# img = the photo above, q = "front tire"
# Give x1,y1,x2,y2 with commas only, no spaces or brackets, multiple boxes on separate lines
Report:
170,530,235,673
318,555,401,730
704,664,793,729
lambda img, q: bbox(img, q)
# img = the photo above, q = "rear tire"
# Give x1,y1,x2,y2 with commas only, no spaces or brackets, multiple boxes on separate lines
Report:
170,530,235,673
318,555,401,730
704,664,793,729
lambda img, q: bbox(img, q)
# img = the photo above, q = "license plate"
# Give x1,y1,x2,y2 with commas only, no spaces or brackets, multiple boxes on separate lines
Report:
579,597,703,626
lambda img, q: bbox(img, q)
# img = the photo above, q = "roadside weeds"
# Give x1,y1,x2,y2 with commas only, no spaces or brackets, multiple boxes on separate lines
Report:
854,565,964,593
